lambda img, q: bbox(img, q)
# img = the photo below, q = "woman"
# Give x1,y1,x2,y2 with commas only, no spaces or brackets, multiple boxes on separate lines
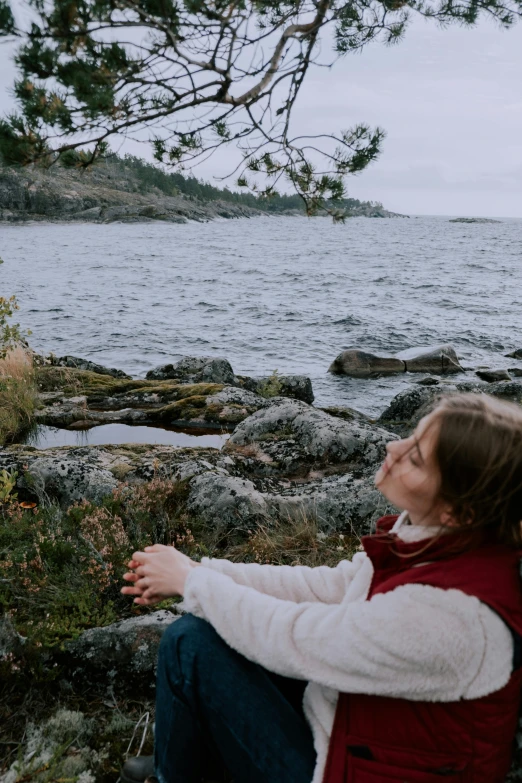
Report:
121,393,522,783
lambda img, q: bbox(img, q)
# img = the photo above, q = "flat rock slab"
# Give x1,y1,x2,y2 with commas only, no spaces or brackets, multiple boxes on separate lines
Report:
329,345,462,377
0,443,232,504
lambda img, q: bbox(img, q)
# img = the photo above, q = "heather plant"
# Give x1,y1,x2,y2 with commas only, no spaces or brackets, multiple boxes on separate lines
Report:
0,474,357,655
0,478,198,651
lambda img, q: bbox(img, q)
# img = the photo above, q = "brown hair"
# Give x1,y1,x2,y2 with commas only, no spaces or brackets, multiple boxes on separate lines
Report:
428,393,522,549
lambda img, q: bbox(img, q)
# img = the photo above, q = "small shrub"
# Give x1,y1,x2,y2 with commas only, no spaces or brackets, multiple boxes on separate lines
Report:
257,369,283,398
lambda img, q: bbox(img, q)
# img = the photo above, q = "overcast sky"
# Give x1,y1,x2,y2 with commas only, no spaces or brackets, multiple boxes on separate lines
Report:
1,15,521,217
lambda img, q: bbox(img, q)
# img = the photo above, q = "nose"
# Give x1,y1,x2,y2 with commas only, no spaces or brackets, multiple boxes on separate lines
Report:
386,437,408,460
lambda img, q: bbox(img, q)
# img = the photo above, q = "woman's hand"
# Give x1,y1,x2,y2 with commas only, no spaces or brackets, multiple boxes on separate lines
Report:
121,544,199,606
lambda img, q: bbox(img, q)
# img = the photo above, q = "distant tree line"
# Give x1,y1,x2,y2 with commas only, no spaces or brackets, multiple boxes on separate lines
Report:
110,155,382,215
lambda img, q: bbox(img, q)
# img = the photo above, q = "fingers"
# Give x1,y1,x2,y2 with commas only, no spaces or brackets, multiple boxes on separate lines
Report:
133,593,161,606
121,585,144,596
123,571,139,583
144,544,167,553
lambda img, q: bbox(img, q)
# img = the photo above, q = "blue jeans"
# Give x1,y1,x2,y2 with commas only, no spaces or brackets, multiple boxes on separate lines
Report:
155,614,317,783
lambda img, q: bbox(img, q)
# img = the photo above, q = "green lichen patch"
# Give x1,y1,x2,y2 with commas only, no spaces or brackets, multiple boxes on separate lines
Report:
36,367,224,406
0,695,156,783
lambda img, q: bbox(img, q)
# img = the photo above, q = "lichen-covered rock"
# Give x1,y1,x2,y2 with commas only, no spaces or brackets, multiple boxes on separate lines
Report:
206,386,270,409
255,375,315,404
146,356,235,385
228,398,391,471
187,473,270,527
2,443,229,492
275,473,395,534
187,471,394,533
21,455,118,506
456,380,522,404
64,610,179,675
50,355,131,379
151,385,269,428
378,386,443,432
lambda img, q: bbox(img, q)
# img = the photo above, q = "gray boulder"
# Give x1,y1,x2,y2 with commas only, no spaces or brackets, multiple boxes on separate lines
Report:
257,375,314,404
50,355,130,378
22,455,118,506
65,610,179,675
229,398,391,470
328,349,405,378
506,350,522,360
509,368,522,378
187,473,270,527
456,380,522,405
378,386,443,432
395,345,462,374
475,369,511,383
146,356,235,385
329,345,462,377
275,473,395,534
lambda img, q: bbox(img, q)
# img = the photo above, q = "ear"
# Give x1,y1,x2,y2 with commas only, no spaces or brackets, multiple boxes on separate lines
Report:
440,510,458,528
440,505,474,528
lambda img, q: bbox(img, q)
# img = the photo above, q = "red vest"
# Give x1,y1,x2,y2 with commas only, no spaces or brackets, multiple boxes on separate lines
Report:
322,515,522,783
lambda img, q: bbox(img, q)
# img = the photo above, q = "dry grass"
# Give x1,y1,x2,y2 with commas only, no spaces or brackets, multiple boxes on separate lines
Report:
0,346,38,445
225,512,360,567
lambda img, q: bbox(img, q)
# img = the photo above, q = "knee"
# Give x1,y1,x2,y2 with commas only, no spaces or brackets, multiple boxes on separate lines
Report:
158,614,217,671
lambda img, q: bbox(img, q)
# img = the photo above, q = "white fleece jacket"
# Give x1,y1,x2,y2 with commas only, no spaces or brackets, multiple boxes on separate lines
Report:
182,512,514,783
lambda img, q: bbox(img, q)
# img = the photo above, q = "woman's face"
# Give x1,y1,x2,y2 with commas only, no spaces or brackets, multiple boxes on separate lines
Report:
375,413,445,526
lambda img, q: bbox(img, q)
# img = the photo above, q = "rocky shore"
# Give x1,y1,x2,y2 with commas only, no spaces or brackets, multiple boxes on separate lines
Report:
0,163,405,224
2,349,522,781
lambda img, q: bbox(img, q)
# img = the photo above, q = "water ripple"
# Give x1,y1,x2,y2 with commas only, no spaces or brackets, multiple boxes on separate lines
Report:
1,215,522,416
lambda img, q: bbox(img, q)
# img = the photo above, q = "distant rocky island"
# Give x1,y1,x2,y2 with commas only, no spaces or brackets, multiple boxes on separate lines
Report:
449,217,501,224
0,156,406,224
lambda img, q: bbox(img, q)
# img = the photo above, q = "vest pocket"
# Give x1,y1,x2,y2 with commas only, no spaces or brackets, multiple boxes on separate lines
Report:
347,755,469,782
